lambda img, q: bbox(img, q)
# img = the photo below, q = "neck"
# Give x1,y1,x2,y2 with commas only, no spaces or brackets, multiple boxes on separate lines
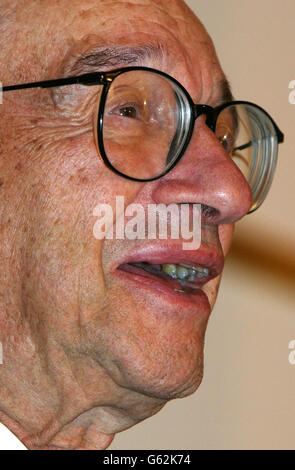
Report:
0,410,114,450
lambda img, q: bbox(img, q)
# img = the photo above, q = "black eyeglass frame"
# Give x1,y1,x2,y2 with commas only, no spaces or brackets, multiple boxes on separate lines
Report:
3,66,284,212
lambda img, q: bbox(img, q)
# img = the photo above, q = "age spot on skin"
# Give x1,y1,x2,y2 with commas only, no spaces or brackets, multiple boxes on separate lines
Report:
68,167,89,185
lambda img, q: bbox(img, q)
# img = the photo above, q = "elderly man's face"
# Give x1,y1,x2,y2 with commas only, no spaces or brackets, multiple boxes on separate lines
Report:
0,0,251,449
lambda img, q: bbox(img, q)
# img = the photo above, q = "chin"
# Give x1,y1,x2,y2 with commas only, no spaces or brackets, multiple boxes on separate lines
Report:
123,356,205,401
104,320,207,401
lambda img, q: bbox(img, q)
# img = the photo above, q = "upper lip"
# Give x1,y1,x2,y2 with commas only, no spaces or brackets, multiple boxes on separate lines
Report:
111,241,224,284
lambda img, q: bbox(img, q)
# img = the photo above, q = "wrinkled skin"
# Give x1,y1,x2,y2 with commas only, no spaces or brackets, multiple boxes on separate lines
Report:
0,0,252,450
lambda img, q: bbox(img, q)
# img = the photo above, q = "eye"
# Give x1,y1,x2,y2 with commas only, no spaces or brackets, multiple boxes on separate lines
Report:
216,121,235,154
218,132,234,153
117,106,138,119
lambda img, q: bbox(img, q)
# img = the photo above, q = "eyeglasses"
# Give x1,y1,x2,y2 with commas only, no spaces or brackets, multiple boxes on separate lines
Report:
3,66,284,213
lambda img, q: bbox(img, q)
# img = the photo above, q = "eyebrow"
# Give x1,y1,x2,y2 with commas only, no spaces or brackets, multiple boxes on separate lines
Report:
69,45,234,103
67,44,165,75
218,78,234,105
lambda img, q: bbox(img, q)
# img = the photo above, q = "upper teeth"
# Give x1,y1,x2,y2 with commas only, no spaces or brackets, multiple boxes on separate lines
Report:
162,263,209,281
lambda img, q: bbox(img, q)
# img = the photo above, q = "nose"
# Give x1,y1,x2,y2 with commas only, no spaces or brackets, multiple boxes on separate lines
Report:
151,118,252,224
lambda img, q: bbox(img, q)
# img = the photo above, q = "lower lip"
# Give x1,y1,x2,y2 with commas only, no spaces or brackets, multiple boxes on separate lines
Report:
113,265,211,313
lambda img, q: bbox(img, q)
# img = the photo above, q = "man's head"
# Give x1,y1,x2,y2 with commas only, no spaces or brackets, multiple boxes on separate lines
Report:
0,0,271,450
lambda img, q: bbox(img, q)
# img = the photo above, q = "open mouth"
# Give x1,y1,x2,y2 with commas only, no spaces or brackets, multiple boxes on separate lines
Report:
117,261,213,294
112,242,224,305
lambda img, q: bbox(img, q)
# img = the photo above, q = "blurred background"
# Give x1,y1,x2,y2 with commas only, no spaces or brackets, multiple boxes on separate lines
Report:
111,0,295,450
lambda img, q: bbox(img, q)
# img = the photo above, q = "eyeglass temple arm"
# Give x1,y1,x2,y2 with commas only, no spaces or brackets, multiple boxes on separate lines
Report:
2,73,106,92
233,126,284,153
233,141,253,152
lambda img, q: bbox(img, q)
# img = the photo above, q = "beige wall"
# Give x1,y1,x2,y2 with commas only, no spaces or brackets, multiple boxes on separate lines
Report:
110,0,295,450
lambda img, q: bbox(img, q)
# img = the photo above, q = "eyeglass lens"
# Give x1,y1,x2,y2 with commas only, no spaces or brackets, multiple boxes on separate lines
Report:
100,69,278,211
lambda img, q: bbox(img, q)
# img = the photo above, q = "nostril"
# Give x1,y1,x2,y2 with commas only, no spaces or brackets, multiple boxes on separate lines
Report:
201,204,220,221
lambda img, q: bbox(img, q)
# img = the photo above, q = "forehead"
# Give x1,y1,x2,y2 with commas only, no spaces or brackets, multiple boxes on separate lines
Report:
8,0,225,103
